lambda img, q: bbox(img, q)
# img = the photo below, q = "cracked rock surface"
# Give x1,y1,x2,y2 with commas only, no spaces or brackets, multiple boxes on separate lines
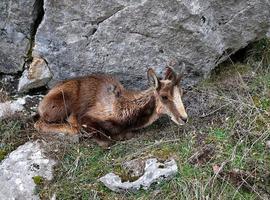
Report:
0,141,56,200
1,0,270,88
0,0,44,74
99,158,178,192
33,0,270,88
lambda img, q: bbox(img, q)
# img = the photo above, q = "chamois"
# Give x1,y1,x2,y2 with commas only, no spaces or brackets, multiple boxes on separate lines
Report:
35,67,188,148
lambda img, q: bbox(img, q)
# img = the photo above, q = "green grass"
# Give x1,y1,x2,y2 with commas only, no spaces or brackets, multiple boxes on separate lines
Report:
0,118,33,161
247,38,270,67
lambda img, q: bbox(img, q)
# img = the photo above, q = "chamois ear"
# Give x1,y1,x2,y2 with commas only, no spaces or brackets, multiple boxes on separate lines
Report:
147,68,160,89
175,74,182,85
164,66,177,82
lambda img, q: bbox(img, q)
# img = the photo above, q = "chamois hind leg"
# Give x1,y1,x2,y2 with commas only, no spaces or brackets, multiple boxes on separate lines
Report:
34,114,79,135
35,89,79,135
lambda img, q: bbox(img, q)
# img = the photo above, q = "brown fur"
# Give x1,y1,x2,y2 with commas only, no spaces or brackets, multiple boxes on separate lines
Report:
35,68,188,148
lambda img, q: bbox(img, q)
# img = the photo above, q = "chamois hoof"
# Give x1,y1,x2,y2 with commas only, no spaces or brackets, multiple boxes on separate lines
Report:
124,132,135,140
111,132,135,141
34,120,43,132
94,138,115,150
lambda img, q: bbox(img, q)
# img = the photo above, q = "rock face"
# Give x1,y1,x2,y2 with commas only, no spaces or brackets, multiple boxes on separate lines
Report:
1,0,270,88
32,0,270,88
0,141,56,200
0,0,44,74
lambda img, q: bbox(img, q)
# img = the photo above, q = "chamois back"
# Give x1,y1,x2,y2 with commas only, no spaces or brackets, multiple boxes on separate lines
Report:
38,75,123,123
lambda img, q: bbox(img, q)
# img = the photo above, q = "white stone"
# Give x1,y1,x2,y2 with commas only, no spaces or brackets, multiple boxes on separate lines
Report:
0,141,56,200
0,97,26,119
99,158,178,192
266,141,270,149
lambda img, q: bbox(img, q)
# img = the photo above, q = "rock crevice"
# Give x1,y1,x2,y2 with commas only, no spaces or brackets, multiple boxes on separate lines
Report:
95,5,126,26
26,0,45,63
0,0,45,74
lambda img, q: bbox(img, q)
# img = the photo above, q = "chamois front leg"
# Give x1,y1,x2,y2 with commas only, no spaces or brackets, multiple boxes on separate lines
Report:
92,136,115,149
92,132,135,149
111,132,135,141
92,129,135,148
80,117,117,149
34,114,80,135
67,114,80,133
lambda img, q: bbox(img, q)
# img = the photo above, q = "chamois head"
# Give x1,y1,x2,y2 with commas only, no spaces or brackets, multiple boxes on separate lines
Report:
147,66,188,125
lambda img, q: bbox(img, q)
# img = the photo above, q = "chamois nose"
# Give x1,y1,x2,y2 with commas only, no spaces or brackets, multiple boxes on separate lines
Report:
181,116,188,123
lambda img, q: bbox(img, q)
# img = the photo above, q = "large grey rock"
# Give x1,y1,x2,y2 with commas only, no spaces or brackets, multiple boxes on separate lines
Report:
0,141,56,200
0,0,43,73
33,0,270,88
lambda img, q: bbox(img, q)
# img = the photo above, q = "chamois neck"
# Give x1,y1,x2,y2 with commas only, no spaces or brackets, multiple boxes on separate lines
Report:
118,87,158,130
124,87,155,104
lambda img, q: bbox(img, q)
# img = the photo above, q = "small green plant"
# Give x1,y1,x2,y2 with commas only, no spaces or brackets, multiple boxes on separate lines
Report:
32,176,46,196
260,98,270,110
0,150,7,161
213,128,227,140
207,128,228,143
114,164,140,182
32,176,43,185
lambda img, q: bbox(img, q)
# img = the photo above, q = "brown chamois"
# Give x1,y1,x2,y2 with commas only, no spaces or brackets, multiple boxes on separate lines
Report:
35,67,188,148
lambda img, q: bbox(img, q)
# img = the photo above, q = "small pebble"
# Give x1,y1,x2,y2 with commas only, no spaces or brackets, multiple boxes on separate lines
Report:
266,141,270,149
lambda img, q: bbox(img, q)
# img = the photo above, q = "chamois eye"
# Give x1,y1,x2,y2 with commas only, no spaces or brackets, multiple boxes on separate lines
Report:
161,95,168,101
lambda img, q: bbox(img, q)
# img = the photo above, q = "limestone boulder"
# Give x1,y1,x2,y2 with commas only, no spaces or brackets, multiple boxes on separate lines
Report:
33,0,270,88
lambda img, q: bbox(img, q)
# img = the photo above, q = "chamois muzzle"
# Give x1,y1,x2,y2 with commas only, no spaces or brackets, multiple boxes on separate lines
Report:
171,112,188,126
